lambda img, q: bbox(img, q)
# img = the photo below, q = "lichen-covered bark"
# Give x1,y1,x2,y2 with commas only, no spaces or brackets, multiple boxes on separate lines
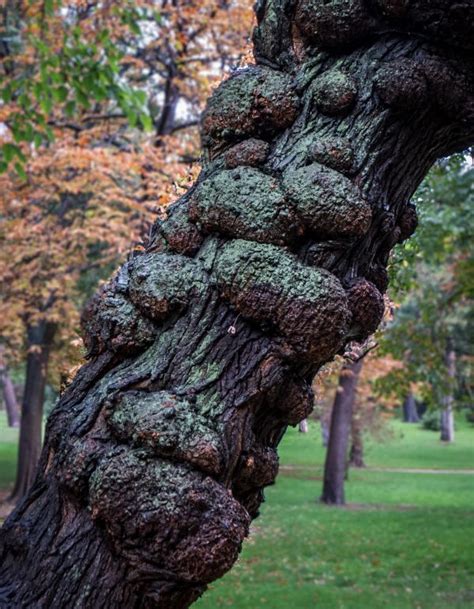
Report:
1,2,473,607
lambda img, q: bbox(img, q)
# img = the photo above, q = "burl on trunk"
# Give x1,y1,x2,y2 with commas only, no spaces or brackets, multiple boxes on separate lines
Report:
1,1,473,607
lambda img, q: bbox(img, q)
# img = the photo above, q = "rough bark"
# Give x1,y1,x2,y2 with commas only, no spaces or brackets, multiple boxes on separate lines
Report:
1,2,474,607
9,322,56,502
440,341,456,443
321,358,363,505
402,392,420,423
0,347,19,428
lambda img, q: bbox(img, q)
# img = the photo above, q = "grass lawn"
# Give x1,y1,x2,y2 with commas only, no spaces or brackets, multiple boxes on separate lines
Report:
1,413,473,608
195,418,474,609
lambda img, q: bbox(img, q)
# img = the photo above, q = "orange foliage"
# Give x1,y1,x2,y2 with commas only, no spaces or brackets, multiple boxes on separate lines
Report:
0,0,254,384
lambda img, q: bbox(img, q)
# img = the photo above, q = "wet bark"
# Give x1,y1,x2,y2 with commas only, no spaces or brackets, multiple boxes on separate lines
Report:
0,347,19,428
321,359,363,505
9,322,56,503
402,392,420,423
1,2,474,607
440,341,456,443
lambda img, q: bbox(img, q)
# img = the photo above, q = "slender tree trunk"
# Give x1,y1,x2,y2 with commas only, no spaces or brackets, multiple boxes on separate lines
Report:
9,322,56,502
1,2,473,607
0,348,19,428
321,359,363,505
440,342,456,443
349,404,365,468
402,393,420,423
321,420,330,447
299,419,309,433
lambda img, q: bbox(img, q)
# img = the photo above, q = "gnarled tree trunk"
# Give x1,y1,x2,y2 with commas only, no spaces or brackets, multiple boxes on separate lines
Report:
1,2,473,607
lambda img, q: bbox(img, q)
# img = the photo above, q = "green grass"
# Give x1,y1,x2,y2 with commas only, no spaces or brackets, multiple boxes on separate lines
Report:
1,413,473,608
0,414,18,490
278,418,474,471
195,418,474,609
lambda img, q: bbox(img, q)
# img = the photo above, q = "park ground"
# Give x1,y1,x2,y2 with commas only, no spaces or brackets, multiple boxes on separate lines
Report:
1,415,473,608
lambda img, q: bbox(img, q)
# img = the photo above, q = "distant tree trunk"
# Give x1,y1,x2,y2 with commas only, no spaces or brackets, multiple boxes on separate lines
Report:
0,347,19,428
349,404,365,468
9,322,56,502
1,2,473,607
299,419,309,433
321,358,363,505
402,393,420,423
440,342,456,443
321,420,330,447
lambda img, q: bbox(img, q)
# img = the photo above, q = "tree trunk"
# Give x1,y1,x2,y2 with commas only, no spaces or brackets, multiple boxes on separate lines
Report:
299,419,309,433
402,393,420,423
440,342,456,443
8,322,56,502
321,358,363,505
1,2,473,607
321,420,330,447
0,347,19,428
349,404,365,468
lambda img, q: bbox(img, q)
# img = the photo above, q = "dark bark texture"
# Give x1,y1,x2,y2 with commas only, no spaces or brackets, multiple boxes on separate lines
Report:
1,2,474,607
321,358,363,504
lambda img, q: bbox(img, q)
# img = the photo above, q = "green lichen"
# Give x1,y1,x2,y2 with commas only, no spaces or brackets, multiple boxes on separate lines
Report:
128,252,208,321
311,68,357,115
214,239,350,361
106,391,224,475
190,167,301,245
282,162,372,237
201,66,299,147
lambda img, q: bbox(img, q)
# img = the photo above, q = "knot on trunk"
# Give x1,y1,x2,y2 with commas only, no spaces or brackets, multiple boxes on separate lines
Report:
158,202,204,256
105,391,226,477
374,59,428,111
282,163,372,238
311,69,358,116
295,0,376,50
397,203,418,242
346,278,385,340
224,138,270,169
308,137,355,174
88,452,250,585
214,240,350,362
201,66,299,157
128,253,207,321
81,284,156,357
189,167,302,246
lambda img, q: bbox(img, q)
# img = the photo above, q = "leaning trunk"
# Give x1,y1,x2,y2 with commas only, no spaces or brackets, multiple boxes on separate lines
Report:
0,348,19,428
1,2,473,607
321,358,363,505
9,322,56,502
402,392,419,423
440,343,456,443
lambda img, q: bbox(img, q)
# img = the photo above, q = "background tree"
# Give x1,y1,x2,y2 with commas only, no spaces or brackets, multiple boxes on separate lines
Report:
1,1,473,608
377,155,474,442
